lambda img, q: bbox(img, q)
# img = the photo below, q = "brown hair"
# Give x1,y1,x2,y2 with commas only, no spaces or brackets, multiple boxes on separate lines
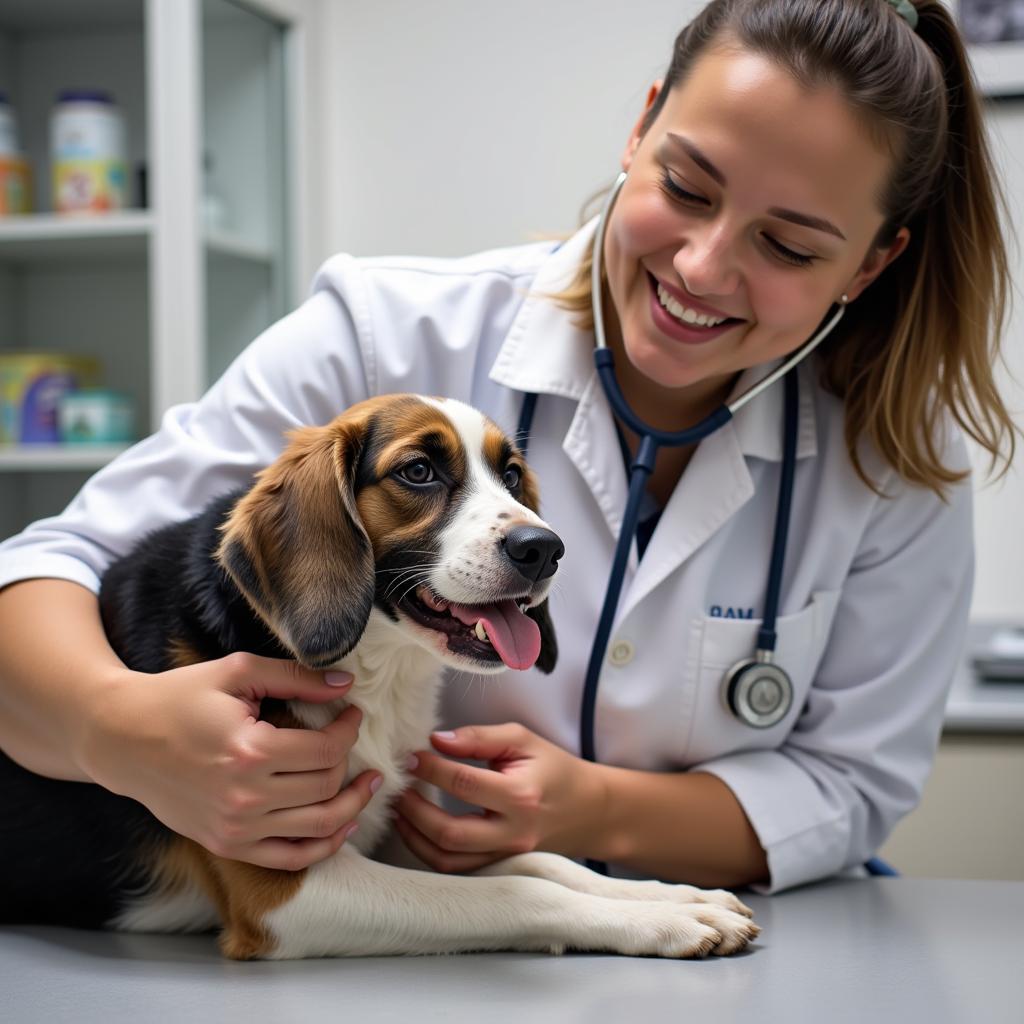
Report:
552,0,1016,494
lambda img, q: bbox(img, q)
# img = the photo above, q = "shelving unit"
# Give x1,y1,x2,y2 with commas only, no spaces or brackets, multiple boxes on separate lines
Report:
0,0,321,541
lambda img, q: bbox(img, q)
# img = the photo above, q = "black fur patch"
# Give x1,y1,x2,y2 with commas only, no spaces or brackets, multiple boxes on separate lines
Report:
0,491,290,929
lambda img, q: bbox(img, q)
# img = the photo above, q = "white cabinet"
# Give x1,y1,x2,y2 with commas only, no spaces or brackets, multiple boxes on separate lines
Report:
0,0,322,539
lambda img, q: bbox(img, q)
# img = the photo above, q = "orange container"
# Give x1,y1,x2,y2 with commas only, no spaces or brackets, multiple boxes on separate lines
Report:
0,155,32,215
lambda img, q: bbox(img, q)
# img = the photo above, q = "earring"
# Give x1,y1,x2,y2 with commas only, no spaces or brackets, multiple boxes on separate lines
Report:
839,293,850,305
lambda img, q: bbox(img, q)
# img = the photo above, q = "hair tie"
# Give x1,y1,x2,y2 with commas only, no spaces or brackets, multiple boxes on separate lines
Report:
886,0,918,30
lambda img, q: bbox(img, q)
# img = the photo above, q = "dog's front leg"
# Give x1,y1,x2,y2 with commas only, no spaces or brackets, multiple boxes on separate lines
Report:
473,852,757,946
246,846,754,959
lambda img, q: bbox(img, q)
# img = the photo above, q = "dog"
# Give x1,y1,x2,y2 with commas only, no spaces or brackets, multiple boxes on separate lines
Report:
0,394,759,958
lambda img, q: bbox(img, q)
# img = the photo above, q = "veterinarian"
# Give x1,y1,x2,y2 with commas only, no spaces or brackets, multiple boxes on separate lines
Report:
0,0,1015,892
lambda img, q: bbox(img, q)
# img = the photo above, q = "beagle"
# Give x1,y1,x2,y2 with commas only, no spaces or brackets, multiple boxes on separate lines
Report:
0,394,758,958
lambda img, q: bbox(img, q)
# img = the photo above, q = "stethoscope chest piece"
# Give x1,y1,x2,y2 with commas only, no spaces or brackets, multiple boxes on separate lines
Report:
722,657,794,729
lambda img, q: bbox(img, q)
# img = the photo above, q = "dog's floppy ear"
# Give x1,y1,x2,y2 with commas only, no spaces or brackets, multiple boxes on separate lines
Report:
526,600,557,674
217,417,374,669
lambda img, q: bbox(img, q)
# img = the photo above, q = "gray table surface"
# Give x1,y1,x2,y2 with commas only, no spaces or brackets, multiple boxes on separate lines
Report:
3,877,1022,1024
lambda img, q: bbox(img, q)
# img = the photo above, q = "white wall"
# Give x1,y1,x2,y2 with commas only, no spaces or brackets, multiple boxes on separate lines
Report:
972,106,1024,621
317,0,1024,622
318,0,704,257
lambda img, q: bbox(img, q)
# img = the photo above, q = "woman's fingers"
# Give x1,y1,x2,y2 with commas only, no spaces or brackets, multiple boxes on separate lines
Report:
218,652,356,708
262,769,382,840
393,787,507,854
264,759,349,812
239,830,355,872
256,703,364,774
408,749,510,812
393,811,500,875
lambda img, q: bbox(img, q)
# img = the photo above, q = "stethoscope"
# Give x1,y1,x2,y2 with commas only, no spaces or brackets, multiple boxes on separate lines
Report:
517,170,849,757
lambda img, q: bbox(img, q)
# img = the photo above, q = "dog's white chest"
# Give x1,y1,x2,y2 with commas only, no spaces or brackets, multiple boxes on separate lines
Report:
288,615,444,852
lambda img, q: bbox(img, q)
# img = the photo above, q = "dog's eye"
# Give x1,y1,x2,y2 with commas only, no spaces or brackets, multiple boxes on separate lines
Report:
503,465,522,492
398,459,435,485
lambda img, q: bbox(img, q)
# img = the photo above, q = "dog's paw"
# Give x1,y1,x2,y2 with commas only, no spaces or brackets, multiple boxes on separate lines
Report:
573,899,759,958
667,885,755,920
592,877,755,919
690,903,761,955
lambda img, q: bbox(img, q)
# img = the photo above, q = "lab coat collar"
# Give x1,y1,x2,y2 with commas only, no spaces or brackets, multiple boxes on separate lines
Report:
488,219,597,403
488,218,819,464
727,358,819,462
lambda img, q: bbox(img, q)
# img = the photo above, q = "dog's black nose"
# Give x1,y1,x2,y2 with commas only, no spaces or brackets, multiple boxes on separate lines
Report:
503,526,564,583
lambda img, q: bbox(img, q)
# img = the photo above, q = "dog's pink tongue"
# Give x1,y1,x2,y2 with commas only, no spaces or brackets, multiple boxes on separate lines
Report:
448,600,541,670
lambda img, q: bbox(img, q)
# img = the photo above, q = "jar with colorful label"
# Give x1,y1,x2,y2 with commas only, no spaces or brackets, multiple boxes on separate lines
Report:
0,353,100,445
51,89,127,213
0,92,32,215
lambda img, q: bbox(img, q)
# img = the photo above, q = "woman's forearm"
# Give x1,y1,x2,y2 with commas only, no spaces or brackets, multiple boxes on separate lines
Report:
0,578,126,781
584,763,770,889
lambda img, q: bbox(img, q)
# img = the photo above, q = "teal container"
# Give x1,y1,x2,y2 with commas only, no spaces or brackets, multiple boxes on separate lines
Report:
57,389,135,444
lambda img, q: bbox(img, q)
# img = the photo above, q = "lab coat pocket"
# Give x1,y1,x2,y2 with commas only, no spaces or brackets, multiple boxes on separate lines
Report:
686,590,841,762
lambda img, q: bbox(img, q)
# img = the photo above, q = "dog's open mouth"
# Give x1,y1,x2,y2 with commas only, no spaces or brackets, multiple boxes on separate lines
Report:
400,585,541,670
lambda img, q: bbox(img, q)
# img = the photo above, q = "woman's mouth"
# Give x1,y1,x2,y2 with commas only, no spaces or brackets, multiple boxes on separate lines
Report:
647,274,743,345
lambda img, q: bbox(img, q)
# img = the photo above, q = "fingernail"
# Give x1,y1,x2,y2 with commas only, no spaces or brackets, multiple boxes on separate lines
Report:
370,775,383,794
344,822,360,839
325,671,354,688
405,754,419,770
432,730,457,740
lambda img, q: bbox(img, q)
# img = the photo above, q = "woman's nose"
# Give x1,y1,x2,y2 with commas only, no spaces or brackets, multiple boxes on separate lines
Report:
672,221,741,298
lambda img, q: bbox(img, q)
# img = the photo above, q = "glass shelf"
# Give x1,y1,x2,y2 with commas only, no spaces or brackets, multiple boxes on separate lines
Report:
0,444,130,471
0,214,281,266
0,212,153,263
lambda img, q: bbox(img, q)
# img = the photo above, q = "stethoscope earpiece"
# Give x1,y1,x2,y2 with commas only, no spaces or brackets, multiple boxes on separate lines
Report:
722,657,794,729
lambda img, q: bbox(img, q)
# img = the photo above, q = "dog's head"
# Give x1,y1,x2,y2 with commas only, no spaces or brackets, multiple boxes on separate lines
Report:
216,395,561,675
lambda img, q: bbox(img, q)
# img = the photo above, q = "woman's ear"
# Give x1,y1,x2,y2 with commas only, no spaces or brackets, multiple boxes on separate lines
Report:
216,420,375,669
843,226,911,303
526,600,558,675
621,80,662,171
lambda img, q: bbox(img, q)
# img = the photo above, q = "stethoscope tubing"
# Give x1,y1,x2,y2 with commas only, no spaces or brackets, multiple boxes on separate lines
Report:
516,169,849,872
579,170,846,763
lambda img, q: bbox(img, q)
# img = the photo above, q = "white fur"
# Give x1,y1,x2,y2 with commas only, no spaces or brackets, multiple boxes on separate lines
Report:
424,397,549,606
115,882,220,935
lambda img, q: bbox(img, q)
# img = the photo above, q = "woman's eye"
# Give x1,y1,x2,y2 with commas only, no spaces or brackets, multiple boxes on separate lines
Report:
398,460,435,485
503,465,522,491
659,170,707,206
763,236,816,268
661,168,817,269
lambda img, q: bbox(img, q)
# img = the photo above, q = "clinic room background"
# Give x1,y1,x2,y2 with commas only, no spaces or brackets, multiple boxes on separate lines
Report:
0,0,1021,878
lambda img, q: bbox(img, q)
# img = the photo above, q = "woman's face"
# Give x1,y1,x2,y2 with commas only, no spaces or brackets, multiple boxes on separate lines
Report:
604,44,909,407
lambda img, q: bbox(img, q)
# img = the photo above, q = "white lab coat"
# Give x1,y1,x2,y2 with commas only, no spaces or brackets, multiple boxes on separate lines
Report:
0,222,974,892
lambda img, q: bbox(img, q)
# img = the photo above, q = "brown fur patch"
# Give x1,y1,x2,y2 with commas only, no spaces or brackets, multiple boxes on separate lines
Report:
482,417,541,514
213,399,405,666
481,422,509,474
166,636,205,669
147,838,306,960
145,703,313,960
354,401,467,555
519,466,541,516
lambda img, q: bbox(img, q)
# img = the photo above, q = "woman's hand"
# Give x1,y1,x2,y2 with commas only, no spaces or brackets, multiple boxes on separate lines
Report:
80,652,381,872
393,723,605,873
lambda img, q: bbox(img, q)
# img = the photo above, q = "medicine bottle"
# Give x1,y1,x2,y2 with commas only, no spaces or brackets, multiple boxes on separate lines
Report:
51,89,127,212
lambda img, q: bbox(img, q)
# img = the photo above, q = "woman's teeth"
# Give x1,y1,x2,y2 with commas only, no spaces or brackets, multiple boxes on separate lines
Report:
656,283,728,327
